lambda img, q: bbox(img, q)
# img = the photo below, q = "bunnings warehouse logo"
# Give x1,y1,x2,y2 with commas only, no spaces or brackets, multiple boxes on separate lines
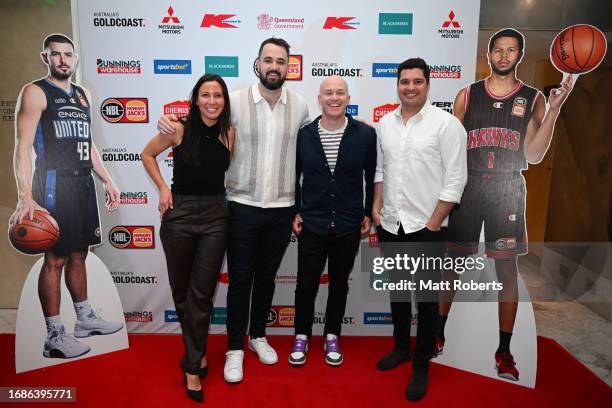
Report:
379,13,413,35
205,56,239,77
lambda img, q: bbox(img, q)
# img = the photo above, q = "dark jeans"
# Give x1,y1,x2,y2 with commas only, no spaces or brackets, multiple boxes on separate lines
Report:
160,194,228,375
377,225,446,370
226,201,293,350
294,226,361,337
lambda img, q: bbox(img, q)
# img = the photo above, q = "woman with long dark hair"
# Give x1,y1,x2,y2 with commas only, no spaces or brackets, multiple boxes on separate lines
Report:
142,74,234,403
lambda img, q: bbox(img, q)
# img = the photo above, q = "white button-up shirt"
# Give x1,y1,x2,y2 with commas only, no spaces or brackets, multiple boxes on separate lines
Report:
226,83,310,208
375,102,467,234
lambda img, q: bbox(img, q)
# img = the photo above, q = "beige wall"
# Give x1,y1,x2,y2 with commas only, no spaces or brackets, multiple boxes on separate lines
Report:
0,0,72,307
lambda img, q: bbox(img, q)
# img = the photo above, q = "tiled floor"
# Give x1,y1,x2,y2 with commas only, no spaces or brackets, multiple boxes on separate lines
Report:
2,257,610,386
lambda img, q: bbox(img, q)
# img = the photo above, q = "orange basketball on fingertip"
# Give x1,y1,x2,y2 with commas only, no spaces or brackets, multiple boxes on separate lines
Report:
550,24,607,74
8,210,60,255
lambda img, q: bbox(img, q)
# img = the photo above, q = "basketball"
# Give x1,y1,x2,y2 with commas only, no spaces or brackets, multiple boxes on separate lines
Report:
8,210,60,255
550,24,607,74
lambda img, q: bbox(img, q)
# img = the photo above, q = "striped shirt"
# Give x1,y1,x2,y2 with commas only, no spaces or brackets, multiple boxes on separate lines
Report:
318,118,347,172
226,83,310,208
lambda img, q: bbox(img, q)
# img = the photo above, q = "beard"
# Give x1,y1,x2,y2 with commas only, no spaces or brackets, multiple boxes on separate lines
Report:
49,65,73,80
491,60,518,77
259,70,285,90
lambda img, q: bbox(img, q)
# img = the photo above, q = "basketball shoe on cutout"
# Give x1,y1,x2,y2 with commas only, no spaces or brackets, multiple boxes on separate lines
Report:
74,310,123,338
43,325,91,358
495,351,519,381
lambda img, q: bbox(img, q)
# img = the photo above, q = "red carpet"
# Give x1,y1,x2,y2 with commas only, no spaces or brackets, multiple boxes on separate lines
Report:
0,334,610,407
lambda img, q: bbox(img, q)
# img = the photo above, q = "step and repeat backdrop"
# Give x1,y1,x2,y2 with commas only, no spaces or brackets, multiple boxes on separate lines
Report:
73,0,480,334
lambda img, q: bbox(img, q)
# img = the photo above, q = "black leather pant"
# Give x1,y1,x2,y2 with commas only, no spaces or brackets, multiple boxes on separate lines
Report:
160,194,229,375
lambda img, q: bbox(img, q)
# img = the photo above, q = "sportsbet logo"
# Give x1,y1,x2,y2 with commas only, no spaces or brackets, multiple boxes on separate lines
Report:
379,13,413,35
205,56,239,77
286,55,302,81
109,226,155,249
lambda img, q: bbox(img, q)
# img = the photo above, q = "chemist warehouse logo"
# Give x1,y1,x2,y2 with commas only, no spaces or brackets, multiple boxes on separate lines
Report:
120,191,148,205
163,100,190,118
109,226,155,249
429,64,462,79
96,59,141,74
92,11,145,28
100,98,148,123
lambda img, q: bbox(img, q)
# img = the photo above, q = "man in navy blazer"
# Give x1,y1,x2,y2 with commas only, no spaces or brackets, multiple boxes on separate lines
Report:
289,76,377,367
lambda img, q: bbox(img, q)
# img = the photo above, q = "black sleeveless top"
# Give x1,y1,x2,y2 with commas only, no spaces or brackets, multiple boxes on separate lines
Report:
463,79,540,173
33,78,93,172
171,121,230,195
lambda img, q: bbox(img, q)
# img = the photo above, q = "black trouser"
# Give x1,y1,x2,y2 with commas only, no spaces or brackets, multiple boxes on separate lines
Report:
226,202,293,350
377,225,445,370
294,226,361,338
160,194,229,375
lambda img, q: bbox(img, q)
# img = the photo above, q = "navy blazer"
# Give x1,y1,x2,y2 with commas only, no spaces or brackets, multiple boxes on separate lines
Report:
295,114,377,236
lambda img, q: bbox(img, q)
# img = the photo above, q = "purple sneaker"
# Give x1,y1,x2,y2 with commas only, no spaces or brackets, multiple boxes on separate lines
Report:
324,334,343,366
288,335,308,366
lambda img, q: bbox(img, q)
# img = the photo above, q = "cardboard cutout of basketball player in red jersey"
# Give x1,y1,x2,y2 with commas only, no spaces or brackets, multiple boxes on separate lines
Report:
10,33,127,371
438,28,574,382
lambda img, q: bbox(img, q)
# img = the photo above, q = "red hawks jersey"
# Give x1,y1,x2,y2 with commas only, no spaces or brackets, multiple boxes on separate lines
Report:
463,79,541,173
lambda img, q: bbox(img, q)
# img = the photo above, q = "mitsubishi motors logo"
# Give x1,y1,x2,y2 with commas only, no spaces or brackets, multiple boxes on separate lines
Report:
323,17,359,30
439,11,463,39
201,14,241,28
162,6,180,23
442,11,460,28
159,6,184,34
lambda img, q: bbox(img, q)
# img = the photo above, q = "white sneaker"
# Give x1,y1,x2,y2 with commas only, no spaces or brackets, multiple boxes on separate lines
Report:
43,325,91,359
224,350,244,383
248,336,278,364
74,310,124,338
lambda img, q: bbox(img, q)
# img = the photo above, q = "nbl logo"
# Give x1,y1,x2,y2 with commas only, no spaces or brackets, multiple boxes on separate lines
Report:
101,98,148,123
109,226,155,249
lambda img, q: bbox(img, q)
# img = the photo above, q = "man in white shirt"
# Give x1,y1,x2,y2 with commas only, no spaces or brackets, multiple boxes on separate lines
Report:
157,38,310,383
372,58,467,401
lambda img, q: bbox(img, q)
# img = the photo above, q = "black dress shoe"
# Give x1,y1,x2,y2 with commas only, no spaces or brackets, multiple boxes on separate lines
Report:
376,347,412,371
183,372,204,403
406,369,428,401
198,365,208,379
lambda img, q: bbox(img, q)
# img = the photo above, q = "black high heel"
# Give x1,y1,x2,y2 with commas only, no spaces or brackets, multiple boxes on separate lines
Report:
199,365,208,379
183,372,204,403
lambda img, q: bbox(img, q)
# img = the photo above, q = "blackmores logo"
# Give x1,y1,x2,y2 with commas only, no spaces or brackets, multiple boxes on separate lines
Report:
201,14,240,28
96,59,141,74
109,226,155,249
163,100,190,118
100,98,148,123
92,11,145,28
323,17,359,30
159,6,184,35
439,11,463,39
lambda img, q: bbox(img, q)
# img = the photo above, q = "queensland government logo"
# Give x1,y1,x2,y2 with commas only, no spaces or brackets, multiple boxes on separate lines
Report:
159,6,184,34
109,226,155,249
205,56,238,77
323,17,359,30
100,98,148,123
439,11,463,39
379,13,413,35
257,14,304,30
154,59,191,74
201,14,240,28
92,11,145,28
96,59,141,74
